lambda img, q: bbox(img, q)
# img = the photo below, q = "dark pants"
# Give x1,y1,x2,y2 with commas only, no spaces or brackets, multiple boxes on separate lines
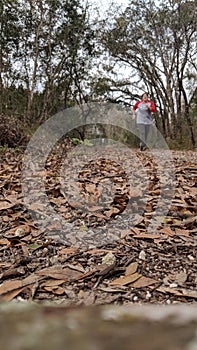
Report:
137,123,151,148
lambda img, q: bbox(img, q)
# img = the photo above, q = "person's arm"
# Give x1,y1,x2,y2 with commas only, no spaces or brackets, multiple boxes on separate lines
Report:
132,101,140,119
148,100,156,112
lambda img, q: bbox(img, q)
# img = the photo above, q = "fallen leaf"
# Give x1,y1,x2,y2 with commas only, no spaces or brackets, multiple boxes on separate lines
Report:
153,286,197,299
125,262,138,276
0,238,10,245
44,286,65,295
158,227,174,236
174,271,188,285
85,249,116,255
133,233,161,240
87,206,104,212
59,247,78,255
4,224,31,238
28,243,43,250
40,279,65,288
175,228,190,236
104,207,120,218
98,287,127,293
76,269,98,281
110,273,142,286
68,201,84,209
130,227,142,235
129,276,157,288
0,201,16,210
120,229,132,239
65,263,85,273
0,286,30,302
0,274,42,299
36,266,82,281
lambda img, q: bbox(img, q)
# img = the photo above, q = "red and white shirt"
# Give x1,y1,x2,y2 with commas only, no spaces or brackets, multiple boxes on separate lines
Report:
133,100,156,124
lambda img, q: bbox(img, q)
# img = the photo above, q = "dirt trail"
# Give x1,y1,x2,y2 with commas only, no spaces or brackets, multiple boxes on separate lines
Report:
0,146,196,304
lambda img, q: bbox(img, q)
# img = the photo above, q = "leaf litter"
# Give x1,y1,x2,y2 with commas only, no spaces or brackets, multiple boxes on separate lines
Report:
0,143,196,305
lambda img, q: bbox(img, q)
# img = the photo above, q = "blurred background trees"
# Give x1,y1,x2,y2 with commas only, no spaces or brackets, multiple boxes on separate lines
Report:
0,0,196,148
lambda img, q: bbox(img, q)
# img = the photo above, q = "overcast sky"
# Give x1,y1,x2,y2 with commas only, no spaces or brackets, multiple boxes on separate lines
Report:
88,0,130,14
94,0,129,8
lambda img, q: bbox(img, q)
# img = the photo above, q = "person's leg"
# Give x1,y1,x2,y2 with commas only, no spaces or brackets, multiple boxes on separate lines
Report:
137,124,146,150
147,123,158,148
145,124,151,147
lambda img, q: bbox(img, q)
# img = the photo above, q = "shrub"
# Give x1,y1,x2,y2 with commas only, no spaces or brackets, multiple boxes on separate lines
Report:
0,114,29,147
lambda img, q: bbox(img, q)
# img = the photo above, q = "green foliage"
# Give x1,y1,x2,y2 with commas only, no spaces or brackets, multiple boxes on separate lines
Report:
70,138,93,146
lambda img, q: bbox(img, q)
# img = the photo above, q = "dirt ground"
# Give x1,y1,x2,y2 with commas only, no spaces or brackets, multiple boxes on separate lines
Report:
0,143,196,305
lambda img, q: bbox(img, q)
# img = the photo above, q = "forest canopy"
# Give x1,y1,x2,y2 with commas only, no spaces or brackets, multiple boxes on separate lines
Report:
0,0,196,148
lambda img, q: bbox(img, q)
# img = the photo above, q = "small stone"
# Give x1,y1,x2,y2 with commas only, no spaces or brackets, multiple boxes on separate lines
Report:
145,291,152,300
169,283,178,288
102,252,116,265
188,255,195,261
15,228,26,237
43,247,48,253
133,296,138,302
139,250,146,261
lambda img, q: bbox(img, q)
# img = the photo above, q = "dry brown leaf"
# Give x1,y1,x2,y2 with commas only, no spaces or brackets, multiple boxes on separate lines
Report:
62,213,72,219
76,270,98,281
175,228,190,236
40,279,65,288
44,286,65,295
129,276,157,288
98,287,127,293
104,207,120,218
91,212,106,219
133,233,161,240
4,224,31,238
0,238,10,245
0,274,41,299
87,206,103,212
68,201,84,209
0,201,16,210
174,271,188,285
0,262,12,269
120,229,133,239
57,206,69,213
150,189,161,195
85,249,116,255
159,227,175,236
0,286,29,301
85,183,96,194
59,247,78,255
28,203,46,211
110,273,142,286
36,266,82,281
65,263,85,273
4,193,19,203
153,286,197,299
125,262,138,276
130,227,142,235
